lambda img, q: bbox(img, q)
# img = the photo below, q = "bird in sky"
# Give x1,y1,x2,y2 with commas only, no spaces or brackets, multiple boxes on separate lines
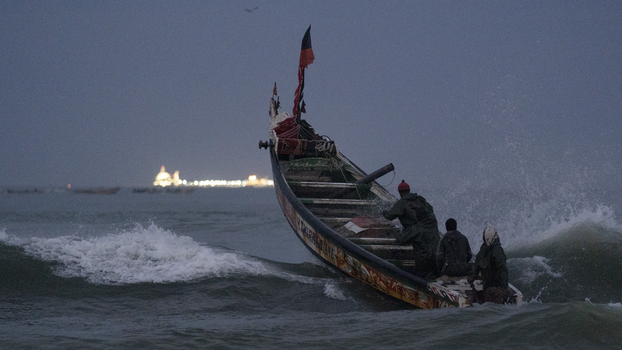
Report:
245,6,258,13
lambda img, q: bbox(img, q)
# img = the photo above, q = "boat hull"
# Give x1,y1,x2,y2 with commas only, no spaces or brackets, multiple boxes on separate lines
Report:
270,149,468,309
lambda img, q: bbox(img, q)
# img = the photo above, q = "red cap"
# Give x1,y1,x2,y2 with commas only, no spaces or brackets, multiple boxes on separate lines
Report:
398,180,410,191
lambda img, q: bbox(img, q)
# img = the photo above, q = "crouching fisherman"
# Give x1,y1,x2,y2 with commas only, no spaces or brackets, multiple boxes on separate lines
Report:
469,226,514,304
382,180,440,280
436,218,472,277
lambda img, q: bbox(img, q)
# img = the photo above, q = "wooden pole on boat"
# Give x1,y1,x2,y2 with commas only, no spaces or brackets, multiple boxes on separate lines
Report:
328,163,394,199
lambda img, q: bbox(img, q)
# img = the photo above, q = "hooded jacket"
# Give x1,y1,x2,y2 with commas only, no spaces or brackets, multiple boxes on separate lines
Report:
474,238,508,289
382,193,440,261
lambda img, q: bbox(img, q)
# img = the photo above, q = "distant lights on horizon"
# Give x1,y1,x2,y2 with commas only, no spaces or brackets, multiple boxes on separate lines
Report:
193,179,243,187
153,166,273,188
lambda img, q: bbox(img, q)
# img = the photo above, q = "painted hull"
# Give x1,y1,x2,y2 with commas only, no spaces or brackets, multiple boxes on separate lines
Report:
269,147,470,309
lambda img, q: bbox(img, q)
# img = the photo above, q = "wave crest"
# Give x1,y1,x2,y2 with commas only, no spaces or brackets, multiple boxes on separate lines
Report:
9,223,269,284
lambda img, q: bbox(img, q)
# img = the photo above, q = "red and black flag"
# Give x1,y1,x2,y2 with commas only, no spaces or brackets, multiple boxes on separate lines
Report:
293,25,314,119
299,26,314,68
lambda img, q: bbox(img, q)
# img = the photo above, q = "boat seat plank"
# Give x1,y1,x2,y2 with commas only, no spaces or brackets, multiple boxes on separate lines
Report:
358,245,413,251
358,244,415,260
284,175,336,183
319,217,352,223
289,181,357,189
386,260,417,266
309,207,367,218
299,198,376,205
347,237,397,245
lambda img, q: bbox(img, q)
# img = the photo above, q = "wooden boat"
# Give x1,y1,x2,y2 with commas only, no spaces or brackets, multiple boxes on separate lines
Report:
73,187,120,195
259,28,522,309
132,187,163,194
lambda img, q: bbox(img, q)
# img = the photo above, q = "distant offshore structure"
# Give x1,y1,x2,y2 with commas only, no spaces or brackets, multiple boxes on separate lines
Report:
153,166,182,187
153,166,274,188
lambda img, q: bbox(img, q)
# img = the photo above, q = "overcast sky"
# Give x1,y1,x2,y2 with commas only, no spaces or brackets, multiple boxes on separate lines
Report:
2,1,621,190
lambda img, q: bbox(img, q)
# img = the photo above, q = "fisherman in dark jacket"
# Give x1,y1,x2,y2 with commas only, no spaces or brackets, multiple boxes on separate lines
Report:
471,226,513,304
382,180,440,279
436,218,472,277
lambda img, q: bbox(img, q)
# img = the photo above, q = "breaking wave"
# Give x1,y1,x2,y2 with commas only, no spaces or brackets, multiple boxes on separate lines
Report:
0,224,290,285
428,185,622,304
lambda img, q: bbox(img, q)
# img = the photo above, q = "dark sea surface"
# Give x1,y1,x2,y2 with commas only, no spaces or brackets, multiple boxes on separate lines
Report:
1,186,621,349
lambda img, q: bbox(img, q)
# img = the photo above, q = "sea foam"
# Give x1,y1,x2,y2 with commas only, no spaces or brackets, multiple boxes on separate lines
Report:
323,281,348,301
14,223,271,284
433,185,620,251
509,255,563,284
3,223,335,287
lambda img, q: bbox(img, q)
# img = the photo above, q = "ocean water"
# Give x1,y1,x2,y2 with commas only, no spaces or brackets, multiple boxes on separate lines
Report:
1,186,622,349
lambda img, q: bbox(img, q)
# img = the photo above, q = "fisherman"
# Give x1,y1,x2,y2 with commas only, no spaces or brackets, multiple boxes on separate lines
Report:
470,226,514,304
436,218,472,277
382,180,440,279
